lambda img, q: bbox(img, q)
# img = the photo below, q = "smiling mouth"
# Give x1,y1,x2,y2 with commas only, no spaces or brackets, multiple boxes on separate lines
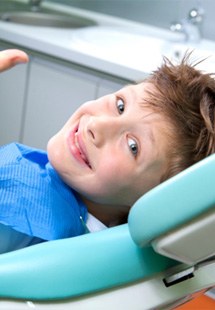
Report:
69,127,91,169
75,130,91,166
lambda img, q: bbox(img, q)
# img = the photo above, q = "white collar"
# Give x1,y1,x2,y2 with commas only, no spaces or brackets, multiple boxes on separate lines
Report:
86,213,107,232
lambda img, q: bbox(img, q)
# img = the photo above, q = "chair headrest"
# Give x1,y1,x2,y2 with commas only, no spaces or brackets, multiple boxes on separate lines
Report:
128,154,215,250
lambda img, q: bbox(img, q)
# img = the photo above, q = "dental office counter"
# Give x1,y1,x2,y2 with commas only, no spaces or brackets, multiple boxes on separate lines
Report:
0,0,172,81
0,0,215,150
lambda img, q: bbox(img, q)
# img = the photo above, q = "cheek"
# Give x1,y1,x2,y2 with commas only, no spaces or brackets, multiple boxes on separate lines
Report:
48,131,61,153
47,133,68,173
96,156,133,192
93,163,141,206
47,135,59,165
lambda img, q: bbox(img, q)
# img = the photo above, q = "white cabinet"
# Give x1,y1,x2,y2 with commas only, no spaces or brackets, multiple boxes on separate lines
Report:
0,46,28,145
22,56,99,149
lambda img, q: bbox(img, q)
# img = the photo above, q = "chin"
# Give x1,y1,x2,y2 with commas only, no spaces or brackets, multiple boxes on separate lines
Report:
47,136,61,166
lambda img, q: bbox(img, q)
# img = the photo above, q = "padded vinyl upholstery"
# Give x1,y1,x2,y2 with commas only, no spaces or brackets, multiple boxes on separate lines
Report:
128,154,215,248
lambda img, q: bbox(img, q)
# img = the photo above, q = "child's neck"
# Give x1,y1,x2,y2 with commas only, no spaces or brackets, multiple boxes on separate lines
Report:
81,196,130,227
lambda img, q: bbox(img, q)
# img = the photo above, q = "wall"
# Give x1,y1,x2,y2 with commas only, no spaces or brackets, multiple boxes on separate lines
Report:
47,0,215,41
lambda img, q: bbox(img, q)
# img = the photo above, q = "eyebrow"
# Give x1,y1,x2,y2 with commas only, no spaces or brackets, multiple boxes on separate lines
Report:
147,127,156,145
140,111,158,153
123,84,136,98
124,83,149,107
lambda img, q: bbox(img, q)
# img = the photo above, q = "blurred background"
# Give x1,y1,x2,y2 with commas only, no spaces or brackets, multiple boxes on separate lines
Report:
47,0,214,41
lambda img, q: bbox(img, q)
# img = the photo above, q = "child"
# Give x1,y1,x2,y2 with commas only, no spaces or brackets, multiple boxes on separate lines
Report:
0,50,214,253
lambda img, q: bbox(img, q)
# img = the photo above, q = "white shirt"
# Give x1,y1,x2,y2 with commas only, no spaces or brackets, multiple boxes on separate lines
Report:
86,213,107,232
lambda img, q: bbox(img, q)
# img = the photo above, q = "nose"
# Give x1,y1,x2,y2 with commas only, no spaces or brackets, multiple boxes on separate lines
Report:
86,115,122,147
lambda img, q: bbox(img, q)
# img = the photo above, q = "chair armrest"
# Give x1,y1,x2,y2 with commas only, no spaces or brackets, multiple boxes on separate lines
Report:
0,225,176,300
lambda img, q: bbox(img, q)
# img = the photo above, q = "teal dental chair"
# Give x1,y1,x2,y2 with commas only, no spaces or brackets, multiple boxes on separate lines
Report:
0,155,214,310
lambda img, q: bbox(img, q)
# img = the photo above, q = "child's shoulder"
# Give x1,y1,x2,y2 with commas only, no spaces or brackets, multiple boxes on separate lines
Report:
0,142,48,166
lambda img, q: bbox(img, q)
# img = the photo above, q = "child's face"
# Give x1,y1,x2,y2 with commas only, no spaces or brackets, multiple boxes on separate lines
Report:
47,82,170,207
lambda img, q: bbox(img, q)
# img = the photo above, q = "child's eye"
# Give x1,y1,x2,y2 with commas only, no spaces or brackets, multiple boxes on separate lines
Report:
116,98,125,114
128,137,138,157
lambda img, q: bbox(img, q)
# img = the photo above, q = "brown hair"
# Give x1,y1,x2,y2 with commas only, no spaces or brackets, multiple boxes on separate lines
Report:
145,52,215,181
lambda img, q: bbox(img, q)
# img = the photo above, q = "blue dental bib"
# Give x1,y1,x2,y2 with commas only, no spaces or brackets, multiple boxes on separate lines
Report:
0,143,87,240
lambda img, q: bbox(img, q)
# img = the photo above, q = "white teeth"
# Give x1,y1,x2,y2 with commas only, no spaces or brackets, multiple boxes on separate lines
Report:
74,131,90,167
74,132,81,152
